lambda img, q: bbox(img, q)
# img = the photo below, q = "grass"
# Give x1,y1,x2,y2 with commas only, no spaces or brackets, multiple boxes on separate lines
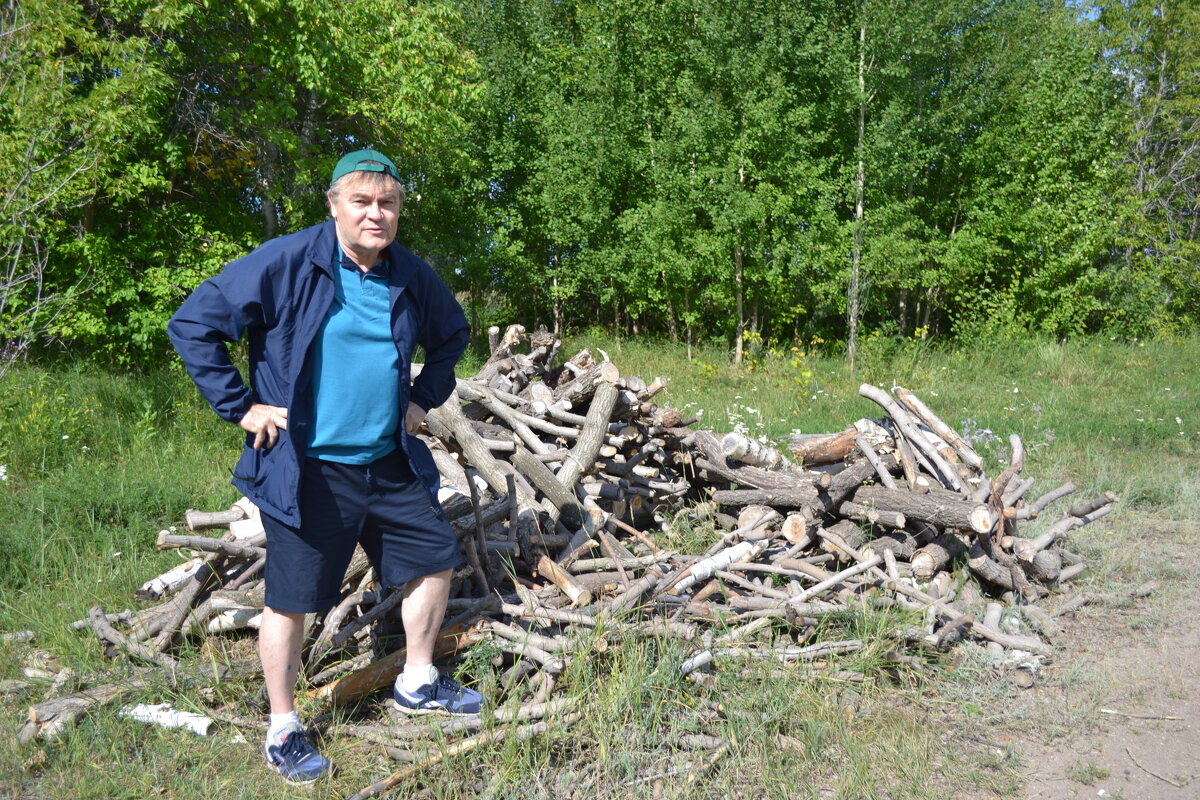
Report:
1,333,1198,798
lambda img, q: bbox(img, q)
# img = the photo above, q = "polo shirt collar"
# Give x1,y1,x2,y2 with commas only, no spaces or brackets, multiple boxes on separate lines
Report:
335,240,391,278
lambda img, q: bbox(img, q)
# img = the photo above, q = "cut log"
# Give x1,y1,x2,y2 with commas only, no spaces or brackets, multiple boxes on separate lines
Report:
308,620,484,706
854,435,898,490
536,555,595,608
710,487,821,509
20,676,152,745
786,428,857,466
156,531,264,560
1014,481,1077,520
850,485,996,534
910,533,968,579
823,459,878,505
184,507,246,531
692,457,830,492
556,381,620,492
136,557,205,601
722,433,791,471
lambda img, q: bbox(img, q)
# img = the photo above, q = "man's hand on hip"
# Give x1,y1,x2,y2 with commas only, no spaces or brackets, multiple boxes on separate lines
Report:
405,403,427,435
239,404,288,450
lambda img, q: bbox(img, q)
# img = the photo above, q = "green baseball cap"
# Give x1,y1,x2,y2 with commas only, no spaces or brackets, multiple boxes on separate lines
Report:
330,149,400,184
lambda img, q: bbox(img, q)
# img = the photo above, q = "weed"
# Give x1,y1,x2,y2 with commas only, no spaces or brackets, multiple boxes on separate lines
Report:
1066,759,1110,785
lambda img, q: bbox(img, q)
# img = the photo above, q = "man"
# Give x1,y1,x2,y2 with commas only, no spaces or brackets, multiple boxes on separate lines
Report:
168,149,479,784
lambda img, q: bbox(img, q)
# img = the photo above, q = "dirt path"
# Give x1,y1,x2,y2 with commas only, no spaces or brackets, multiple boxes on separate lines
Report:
1007,527,1200,799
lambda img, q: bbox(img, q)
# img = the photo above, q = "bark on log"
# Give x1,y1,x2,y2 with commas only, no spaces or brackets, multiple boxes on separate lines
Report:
136,557,205,601
1027,549,1062,583
152,557,223,651
1012,482,1080,520
787,428,857,466
850,485,996,534
156,531,264,560
823,459,878,506
867,528,925,560
884,580,1052,655
512,447,584,528
427,398,513,497
1013,503,1114,561
855,435,898,490
556,380,620,492
89,607,180,670
536,555,594,608
20,676,152,744
693,457,829,492
892,386,984,471
710,487,821,509
722,432,791,471
834,501,906,530
1068,491,1120,519
184,507,246,531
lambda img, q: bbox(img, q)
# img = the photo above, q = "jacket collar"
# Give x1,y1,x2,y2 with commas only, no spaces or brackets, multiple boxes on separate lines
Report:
307,220,340,279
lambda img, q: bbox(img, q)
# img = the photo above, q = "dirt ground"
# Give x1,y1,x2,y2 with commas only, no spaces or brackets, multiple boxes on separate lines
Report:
996,524,1200,800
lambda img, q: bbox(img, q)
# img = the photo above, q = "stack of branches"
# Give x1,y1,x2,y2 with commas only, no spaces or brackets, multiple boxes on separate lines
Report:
26,325,1135,796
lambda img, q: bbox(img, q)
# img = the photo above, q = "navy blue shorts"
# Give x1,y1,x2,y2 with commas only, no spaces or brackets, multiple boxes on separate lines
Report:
261,450,464,613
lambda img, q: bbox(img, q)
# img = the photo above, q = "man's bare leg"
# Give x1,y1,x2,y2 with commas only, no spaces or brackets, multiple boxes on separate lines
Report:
259,606,306,713
401,568,453,666
393,568,482,713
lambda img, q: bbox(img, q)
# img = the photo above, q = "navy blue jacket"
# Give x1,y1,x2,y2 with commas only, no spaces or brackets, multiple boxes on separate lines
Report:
167,219,469,525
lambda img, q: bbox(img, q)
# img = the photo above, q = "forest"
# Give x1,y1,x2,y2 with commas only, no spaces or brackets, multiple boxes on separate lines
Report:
1,0,1197,366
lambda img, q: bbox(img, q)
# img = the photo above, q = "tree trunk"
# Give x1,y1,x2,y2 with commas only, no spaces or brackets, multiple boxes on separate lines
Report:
551,249,563,337
734,241,745,366
259,141,281,240
848,18,867,372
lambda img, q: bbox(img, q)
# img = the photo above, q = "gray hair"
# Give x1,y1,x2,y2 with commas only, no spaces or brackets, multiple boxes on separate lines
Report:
326,167,406,204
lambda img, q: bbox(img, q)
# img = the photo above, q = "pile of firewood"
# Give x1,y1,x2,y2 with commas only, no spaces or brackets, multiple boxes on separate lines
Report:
21,324,1130,798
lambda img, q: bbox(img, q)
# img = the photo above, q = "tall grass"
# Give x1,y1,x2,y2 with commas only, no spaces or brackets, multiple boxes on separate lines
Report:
1,335,1197,798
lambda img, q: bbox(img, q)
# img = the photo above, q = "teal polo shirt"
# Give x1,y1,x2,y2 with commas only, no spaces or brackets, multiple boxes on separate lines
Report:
305,246,401,464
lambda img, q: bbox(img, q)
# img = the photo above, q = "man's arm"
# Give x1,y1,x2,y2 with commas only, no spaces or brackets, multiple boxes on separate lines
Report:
409,271,470,414
167,265,266,425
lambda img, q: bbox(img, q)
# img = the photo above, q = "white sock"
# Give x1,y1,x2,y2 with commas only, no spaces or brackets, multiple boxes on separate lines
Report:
267,711,301,745
400,663,439,693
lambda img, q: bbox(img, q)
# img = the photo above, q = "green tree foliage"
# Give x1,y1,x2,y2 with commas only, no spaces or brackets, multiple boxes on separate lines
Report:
1101,0,1200,333
450,0,1156,350
1,0,479,364
0,0,169,368
1,0,1195,365
452,0,845,351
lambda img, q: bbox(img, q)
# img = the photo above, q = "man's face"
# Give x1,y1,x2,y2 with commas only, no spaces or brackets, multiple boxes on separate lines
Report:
328,174,402,266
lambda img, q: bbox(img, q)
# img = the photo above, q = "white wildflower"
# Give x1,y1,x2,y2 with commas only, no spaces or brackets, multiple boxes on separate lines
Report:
0,465,6,481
